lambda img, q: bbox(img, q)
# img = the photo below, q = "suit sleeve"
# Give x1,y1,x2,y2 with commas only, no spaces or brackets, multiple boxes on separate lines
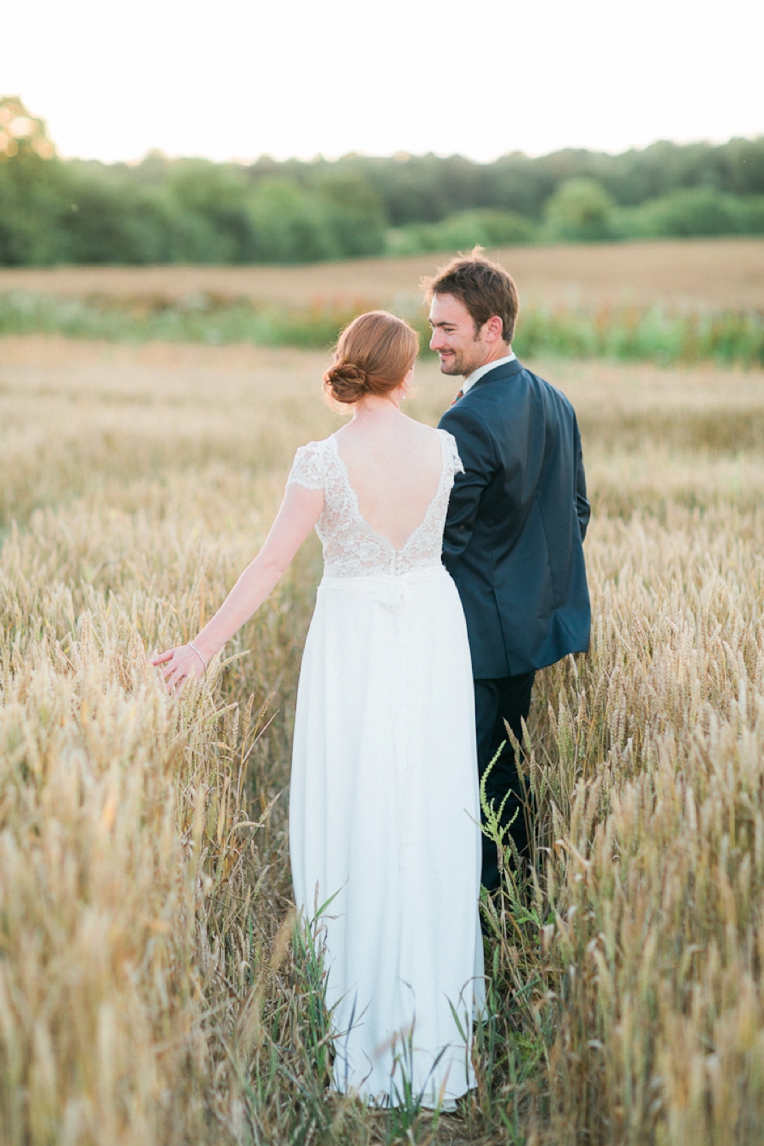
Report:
438,405,497,563
574,416,590,542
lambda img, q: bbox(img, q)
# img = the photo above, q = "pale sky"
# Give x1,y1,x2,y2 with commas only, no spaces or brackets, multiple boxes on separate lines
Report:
6,0,764,164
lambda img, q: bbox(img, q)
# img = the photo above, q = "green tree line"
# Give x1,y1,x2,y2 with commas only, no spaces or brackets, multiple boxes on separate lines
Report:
2,96,764,266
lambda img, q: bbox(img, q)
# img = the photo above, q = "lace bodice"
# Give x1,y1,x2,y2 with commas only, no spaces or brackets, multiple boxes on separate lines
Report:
287,429,464,578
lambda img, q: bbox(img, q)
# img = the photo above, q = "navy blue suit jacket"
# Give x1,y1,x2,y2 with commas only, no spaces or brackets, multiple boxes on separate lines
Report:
438,358,591,678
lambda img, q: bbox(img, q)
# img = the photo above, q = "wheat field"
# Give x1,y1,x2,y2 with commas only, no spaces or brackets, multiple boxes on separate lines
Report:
1,333,764,1144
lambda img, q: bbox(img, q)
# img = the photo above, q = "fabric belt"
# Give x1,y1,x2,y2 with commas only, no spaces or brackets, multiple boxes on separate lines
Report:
320,565,450,613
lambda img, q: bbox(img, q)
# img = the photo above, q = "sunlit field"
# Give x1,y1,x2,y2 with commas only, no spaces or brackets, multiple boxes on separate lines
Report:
1,332,764,1145
1,237,762,310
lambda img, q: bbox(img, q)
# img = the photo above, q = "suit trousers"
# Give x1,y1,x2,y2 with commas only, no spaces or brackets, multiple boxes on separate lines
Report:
474,671,536,892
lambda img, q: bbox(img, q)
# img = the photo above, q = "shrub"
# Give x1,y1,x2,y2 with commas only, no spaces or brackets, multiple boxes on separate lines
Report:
543,178,617,241
619,186,764,238
314,174,387,258
387,208,537,254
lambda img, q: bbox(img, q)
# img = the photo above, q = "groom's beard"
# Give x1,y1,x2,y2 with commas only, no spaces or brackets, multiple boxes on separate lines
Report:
436,341,489,377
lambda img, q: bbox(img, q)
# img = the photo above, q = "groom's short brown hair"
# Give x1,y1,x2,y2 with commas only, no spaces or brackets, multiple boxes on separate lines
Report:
423,247,520,343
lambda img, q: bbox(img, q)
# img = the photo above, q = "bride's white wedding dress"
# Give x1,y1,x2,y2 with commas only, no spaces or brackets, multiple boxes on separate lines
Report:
288,428,484,1108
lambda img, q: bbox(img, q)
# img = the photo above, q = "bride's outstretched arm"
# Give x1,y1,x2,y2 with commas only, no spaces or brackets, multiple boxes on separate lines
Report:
152,483,324,690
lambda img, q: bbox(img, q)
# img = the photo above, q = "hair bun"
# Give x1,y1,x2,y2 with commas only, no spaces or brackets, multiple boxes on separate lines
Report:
322,311,419,407
324,361,369,404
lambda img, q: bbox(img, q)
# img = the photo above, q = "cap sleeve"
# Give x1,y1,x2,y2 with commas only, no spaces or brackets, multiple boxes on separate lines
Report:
287,440,326,490
439,429,465,477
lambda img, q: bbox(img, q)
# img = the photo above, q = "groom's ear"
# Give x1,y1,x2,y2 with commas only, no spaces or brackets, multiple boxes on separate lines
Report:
483,315,504,344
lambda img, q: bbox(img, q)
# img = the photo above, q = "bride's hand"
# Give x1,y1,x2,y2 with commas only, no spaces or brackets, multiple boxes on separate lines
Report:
151,645,206,691
148,484,322,694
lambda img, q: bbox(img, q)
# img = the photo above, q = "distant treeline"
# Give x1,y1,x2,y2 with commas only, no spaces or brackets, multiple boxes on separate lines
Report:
2,96,764,266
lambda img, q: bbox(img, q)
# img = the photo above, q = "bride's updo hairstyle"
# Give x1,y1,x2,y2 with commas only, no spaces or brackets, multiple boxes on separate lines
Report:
324,310,418,405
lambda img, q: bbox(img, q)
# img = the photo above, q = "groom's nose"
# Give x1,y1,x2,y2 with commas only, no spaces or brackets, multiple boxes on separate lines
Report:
430,327,444,350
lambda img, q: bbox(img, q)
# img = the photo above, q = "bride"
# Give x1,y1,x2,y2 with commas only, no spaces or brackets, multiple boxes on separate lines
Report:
154,311,484,1109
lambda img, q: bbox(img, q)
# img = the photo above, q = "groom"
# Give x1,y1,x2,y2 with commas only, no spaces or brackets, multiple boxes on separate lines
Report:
429,249,591,892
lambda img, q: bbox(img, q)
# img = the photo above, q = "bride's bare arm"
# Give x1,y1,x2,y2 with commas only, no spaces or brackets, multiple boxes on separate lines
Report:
152,483,324,689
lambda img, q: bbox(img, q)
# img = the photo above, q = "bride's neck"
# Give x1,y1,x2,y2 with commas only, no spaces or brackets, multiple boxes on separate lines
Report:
350,393,405,421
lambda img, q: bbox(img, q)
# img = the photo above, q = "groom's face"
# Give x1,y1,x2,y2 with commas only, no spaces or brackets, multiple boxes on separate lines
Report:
428,293,491,378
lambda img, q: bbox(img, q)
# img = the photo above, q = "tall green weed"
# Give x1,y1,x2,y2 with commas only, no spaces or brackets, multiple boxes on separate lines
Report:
1,290,762,367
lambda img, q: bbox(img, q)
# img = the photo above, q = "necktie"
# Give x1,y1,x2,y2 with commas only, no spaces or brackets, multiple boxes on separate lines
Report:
451,388,464,407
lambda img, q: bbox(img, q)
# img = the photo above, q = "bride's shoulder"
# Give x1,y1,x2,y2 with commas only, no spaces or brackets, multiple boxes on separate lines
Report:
287,436,335,489
435,425,459,451
297,433,335,452
435,427,465,474
399,418,454,461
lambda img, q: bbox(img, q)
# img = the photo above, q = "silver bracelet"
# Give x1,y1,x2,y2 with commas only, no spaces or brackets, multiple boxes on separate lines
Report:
187,641,208,671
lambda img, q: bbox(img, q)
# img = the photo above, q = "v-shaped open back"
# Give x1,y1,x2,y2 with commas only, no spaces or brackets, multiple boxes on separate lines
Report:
330,433,447,555
287,428,465,578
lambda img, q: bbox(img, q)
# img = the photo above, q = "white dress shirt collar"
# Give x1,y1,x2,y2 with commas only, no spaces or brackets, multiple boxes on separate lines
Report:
461,351,516,396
